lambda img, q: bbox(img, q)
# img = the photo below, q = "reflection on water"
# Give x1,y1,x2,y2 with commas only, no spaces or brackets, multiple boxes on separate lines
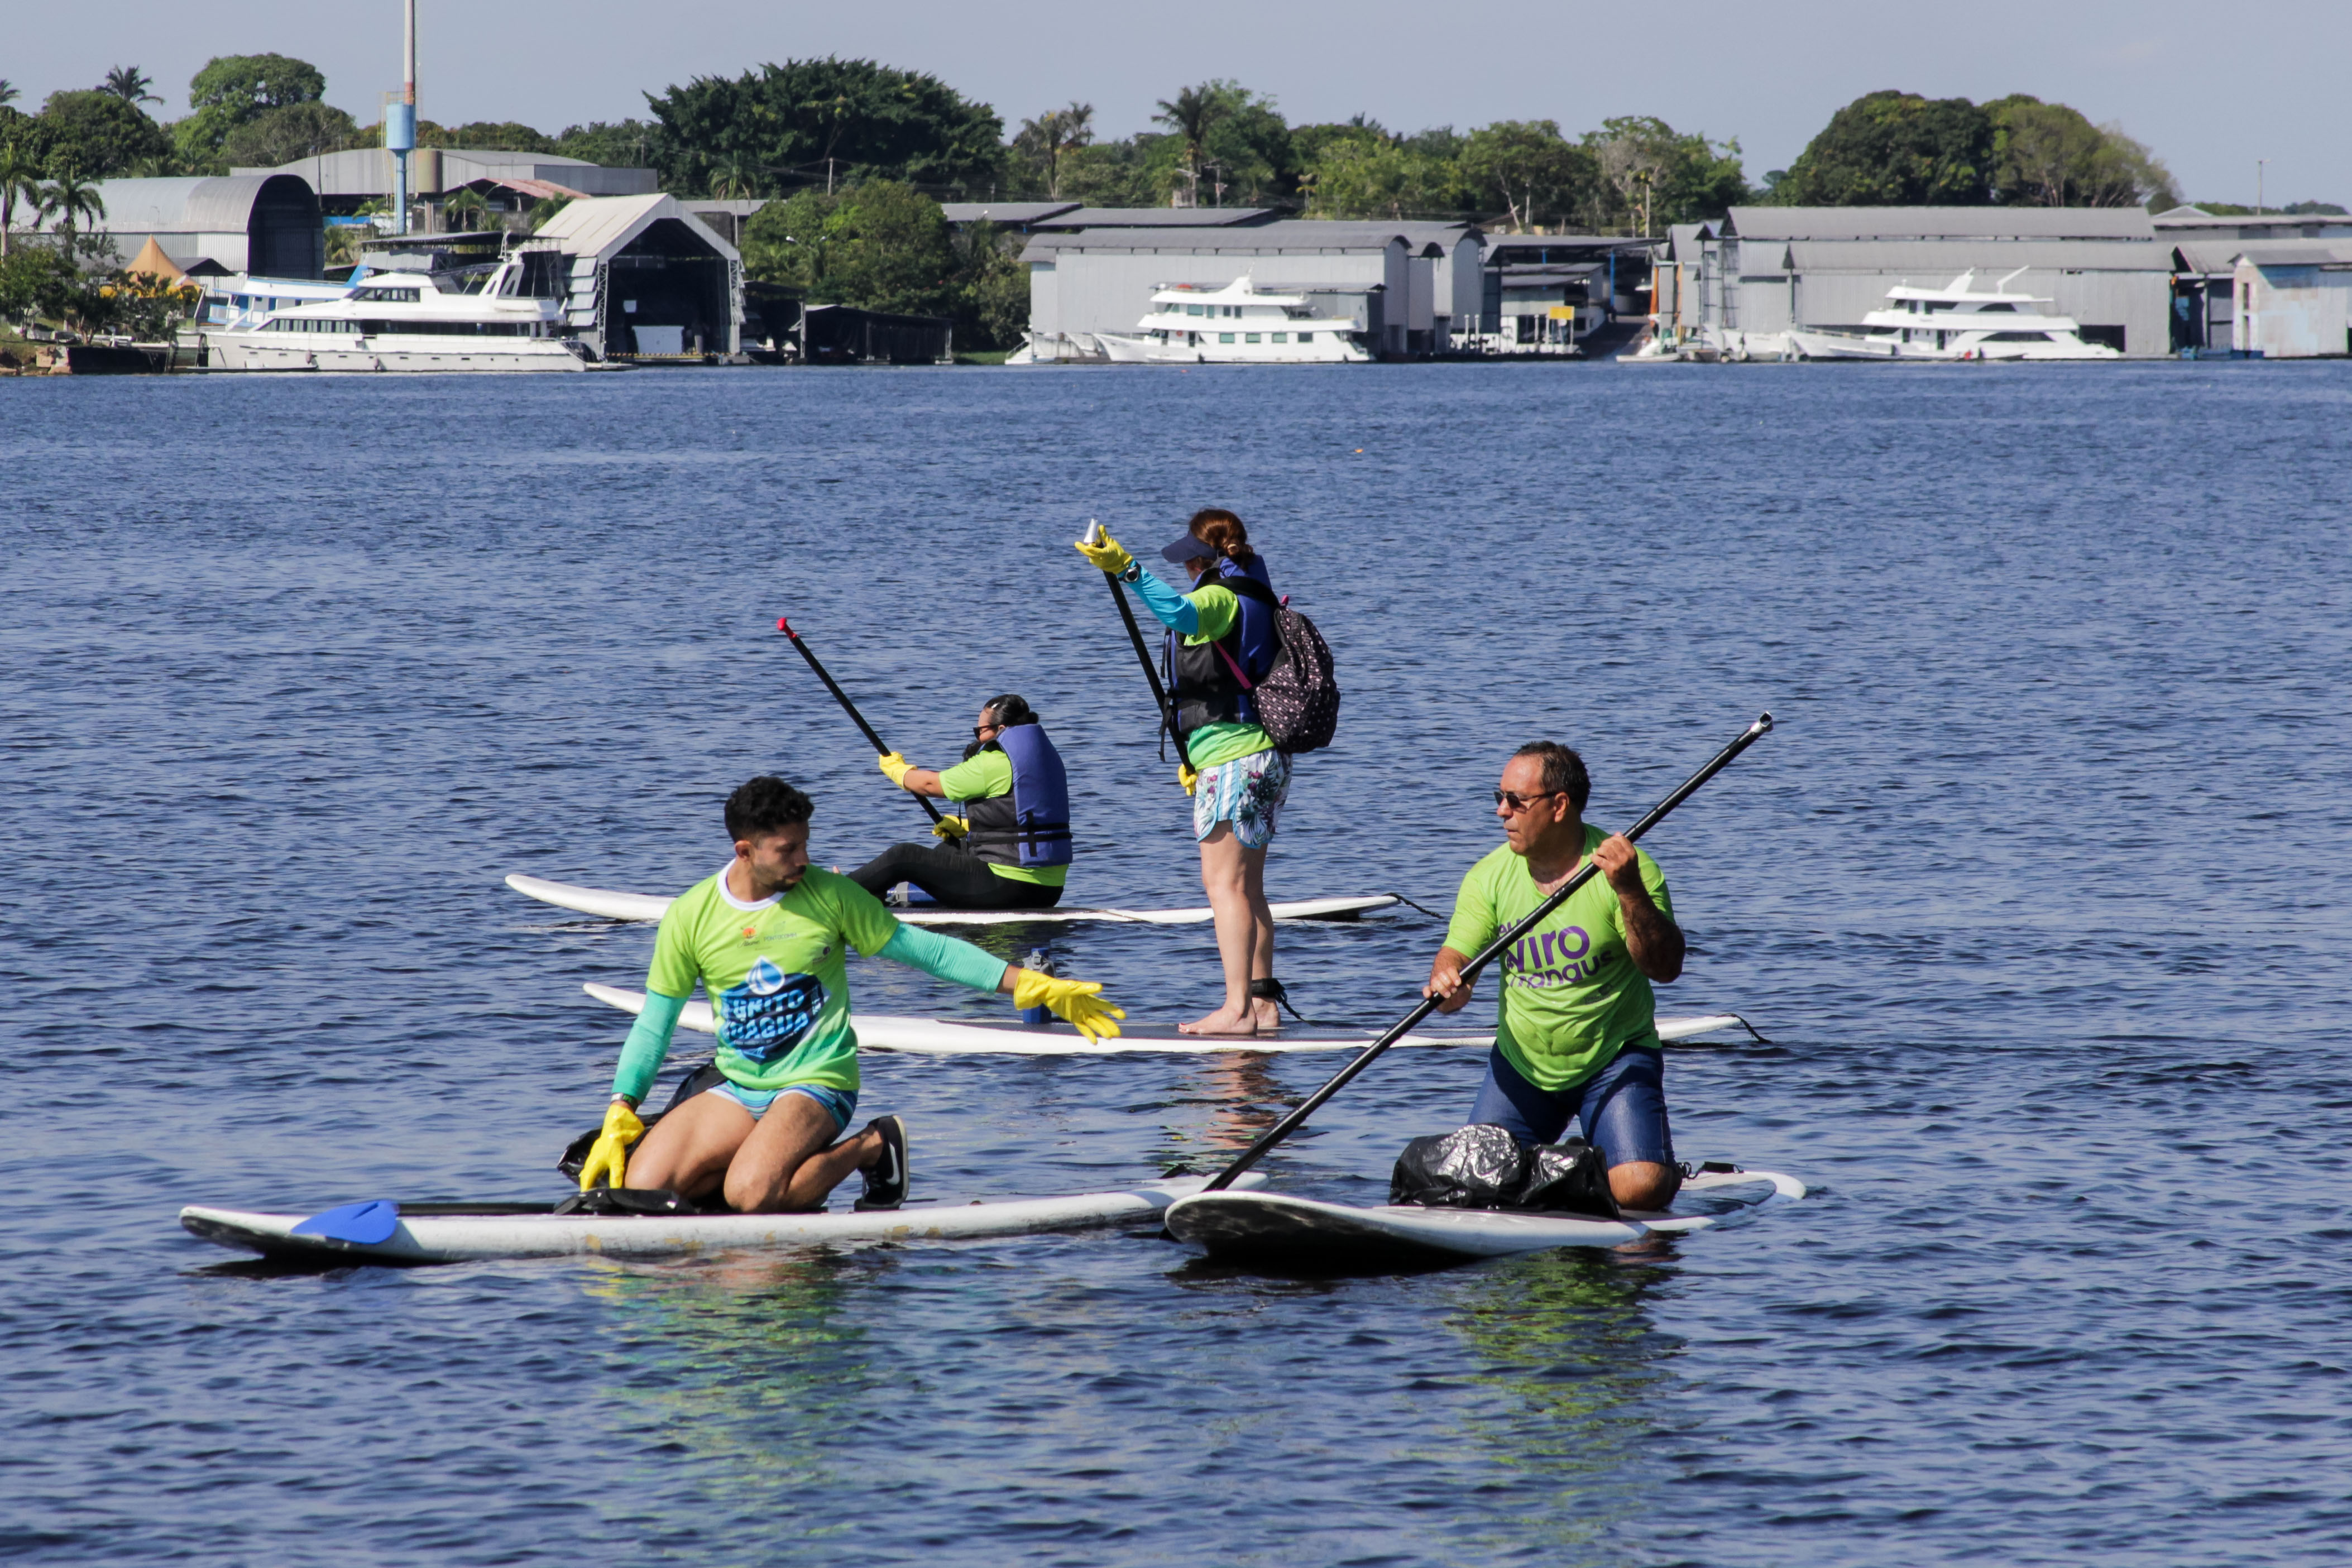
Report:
1442,1249,1682,1557
579,1251,879,1528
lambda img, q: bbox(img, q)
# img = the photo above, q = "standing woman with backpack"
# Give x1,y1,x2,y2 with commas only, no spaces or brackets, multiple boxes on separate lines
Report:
1077,510,1294,1036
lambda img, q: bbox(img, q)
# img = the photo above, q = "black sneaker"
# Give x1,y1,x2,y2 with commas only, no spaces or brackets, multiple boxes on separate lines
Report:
854,1115,909,1211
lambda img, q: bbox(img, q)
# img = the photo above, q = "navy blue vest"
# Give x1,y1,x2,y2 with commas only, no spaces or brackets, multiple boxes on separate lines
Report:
1168,555,1280,741
962,722,1074,869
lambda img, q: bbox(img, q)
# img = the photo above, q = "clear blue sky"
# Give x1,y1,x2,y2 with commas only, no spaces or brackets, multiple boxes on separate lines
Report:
11,0,2346,206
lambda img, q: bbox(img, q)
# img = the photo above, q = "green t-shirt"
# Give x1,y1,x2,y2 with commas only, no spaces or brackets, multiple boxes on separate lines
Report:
936,750,1067,887
645,866,901,1094
1442,825,1674,1092
1182,583,1276,768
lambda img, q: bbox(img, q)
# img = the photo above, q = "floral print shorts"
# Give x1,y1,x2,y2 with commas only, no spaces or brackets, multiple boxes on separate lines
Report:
1193,748,1292,850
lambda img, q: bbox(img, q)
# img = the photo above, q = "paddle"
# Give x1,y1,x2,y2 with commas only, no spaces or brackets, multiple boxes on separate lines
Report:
1201,713,1775,1192
775,617,944,825
1085,521,1181,757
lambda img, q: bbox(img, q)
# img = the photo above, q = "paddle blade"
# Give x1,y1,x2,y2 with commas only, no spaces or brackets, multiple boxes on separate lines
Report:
288,1200,400,1245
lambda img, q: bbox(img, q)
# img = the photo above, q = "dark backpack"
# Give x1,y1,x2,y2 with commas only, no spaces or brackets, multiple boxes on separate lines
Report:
1215,577,1341,754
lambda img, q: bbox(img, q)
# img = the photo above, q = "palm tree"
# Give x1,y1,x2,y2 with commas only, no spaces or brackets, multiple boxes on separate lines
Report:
0,135,45,258
0,80,18,109
442,186,491,231
38,163,108,253
1153,85,1224,207
102,66,161,106
1019,102,1094,199
708,156,758,201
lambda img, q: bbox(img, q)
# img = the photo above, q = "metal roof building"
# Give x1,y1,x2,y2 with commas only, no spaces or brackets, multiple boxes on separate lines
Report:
527,194,744,361
236,147,658,209
2232,240,2352,358
60,175,323,279
1661,207,2175,358
1019,219,1482,358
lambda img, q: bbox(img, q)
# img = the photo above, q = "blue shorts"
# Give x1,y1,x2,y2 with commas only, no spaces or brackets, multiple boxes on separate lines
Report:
705,1080,858,1133
1467,1043,1674,1168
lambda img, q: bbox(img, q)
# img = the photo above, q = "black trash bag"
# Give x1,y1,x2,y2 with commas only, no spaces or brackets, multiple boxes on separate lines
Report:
1516,1138,1621,1220
558,1061,728,1181
1390,1124,1530,1208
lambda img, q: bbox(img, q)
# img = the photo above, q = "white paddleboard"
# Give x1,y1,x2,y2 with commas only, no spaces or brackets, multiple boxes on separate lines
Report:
1163,1168,1804,1265
580,981,1752,1054
180,1173,1261,1265
506,873,1398,927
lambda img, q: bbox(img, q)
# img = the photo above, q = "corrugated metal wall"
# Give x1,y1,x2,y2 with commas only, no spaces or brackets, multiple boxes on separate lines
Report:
2241,262,2352,357
1029,248,1398,339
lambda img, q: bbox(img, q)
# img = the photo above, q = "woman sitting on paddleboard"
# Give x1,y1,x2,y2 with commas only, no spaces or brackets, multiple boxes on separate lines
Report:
1077,511,1291,1037
575,775,1123,1212
850,693,1072,911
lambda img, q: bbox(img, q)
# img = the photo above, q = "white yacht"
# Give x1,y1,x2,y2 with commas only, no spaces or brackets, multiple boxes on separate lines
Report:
1788,269,2121,361
1096,277,1370,363
205,252,586,372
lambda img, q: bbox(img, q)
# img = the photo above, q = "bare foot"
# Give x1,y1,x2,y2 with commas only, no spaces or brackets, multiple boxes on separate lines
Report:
1179,1004,1259,1037
1251,998,1282,1032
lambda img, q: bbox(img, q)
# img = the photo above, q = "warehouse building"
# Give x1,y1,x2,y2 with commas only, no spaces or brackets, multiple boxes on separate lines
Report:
1018,220,1482,359
238,147,657,232
1657,207,2174,358
2231,241,2352,358
526,194,744,361
61,175,324,279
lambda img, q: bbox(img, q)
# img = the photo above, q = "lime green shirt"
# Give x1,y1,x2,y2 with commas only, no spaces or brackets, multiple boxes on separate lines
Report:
1181,583,1276,768
936,750,1068,887
1441,825,1674,1091
645,866,901,1093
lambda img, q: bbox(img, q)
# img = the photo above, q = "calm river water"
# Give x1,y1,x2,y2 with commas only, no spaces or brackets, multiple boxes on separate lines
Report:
3,360,2348,1566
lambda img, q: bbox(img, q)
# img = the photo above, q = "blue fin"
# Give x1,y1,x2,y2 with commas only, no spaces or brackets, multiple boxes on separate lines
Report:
289,1200,401,1245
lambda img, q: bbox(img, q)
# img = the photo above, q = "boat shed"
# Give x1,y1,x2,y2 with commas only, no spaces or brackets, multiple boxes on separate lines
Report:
2232,241,2352,357
63,175,323,279
1019,220,1482,357
1668,207,2174,358
526,194,743,361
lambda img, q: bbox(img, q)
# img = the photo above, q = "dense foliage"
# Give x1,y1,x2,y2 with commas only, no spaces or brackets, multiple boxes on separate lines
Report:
647,60,1003,198
741,180,1027,348
1769,89,2176,209
26,90,174,178
177,53,330,172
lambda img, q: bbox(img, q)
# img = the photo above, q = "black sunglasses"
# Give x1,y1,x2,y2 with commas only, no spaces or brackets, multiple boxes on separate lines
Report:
1493,788,1565,812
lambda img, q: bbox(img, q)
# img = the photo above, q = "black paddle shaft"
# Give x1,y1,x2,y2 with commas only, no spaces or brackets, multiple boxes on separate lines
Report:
1203,712,1775,1192
775,617,943,824
1104,573,1180,756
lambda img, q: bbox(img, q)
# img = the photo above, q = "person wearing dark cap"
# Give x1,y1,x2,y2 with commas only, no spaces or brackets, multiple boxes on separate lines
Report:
1076,510,1292,1036
850,693,1071,912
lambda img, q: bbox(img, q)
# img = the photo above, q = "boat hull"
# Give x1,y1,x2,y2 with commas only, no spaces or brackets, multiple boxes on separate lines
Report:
206,334,588,372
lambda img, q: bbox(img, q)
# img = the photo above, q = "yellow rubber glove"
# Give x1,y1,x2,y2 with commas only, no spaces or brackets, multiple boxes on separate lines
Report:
1073,526,1134,577
1010,969,1127,1043
931,814,969,841
1178,760,1199,797
578,1100,645,1191
878,752,913,788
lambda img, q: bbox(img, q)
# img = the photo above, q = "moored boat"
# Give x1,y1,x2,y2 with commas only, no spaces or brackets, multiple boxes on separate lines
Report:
205,250,587,372
1096,276,1370,364
1788,268,2122,361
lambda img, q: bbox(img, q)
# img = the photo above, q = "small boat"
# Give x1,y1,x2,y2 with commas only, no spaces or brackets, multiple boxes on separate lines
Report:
1788,268,2122,361
1095,277,1370,364
205,251,587,372
183,1173,1262,1264
1164,1166,1805,1266
505,872,1398,926
580,982,1761,1055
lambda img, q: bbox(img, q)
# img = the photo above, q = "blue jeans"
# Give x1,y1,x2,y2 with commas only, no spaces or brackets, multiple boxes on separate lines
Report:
1467,1043,1674,1168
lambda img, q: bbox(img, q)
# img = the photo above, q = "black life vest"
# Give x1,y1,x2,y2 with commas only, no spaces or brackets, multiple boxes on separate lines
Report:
1167,557,1280,742
962,721,1074,869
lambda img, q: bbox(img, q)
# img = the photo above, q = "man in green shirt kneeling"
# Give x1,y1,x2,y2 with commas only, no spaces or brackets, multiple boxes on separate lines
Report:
575,775,1120,1212
1422,741,1687,1212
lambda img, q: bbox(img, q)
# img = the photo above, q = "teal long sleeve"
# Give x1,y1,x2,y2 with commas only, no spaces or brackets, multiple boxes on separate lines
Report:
880,922,1012,992
1128,568,1201,635
611,990,688,1105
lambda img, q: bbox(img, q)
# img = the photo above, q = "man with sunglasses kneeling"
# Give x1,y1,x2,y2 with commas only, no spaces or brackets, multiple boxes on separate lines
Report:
1422,741,1686,1212
848,693,1071,912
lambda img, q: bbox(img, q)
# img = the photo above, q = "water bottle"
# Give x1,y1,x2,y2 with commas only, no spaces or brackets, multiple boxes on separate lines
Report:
1019,948,1055,1026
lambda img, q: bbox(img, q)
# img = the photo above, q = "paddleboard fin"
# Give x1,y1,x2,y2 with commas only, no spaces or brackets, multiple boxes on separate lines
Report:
288,1200,401,1245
